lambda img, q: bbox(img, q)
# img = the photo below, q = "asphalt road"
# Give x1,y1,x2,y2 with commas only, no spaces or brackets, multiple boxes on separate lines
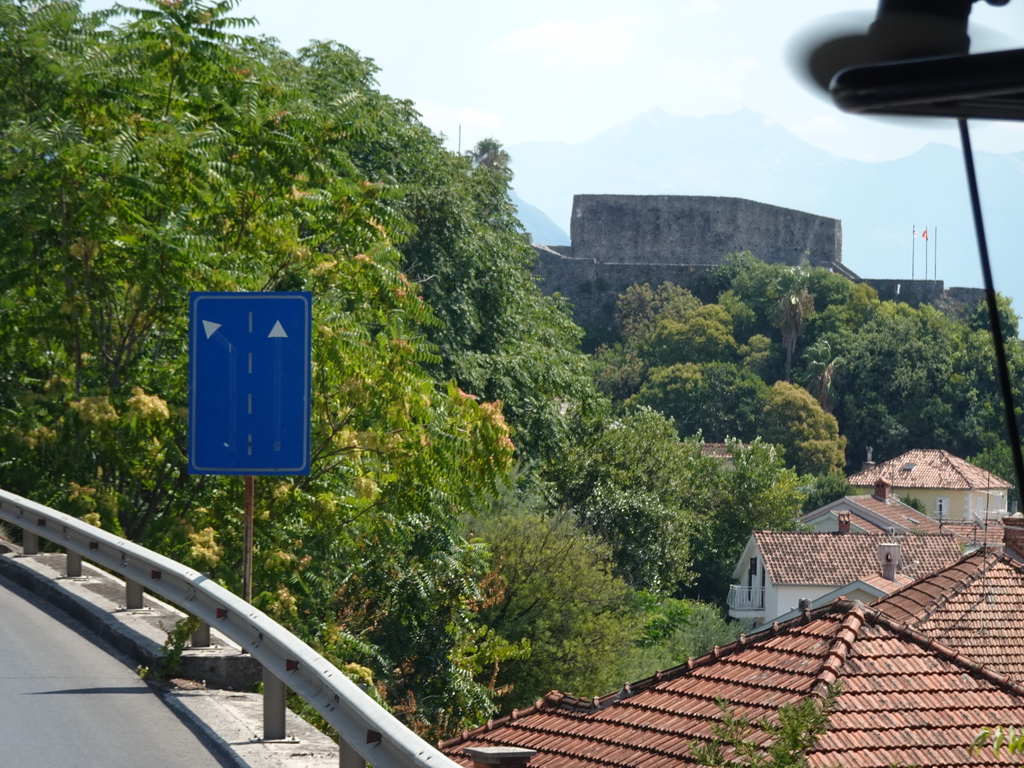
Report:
0,572,235,768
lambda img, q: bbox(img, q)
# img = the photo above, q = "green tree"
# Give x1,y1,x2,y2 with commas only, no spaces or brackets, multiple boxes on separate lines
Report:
800,471,854,515
0,0,558,737
645,304,738,366
399,135,593,462
832,301,1002,466
467,137,511,172
759,382,847,476
547,406,697,593
614,282,702,347
776,286,815,383
472,507,645,711
629,362,769,442
801,339,844,414
682,438,805,604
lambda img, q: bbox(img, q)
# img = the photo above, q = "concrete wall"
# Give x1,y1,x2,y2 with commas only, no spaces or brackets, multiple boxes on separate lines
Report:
532,194,983,338
569,195,843,268
535,195,844,336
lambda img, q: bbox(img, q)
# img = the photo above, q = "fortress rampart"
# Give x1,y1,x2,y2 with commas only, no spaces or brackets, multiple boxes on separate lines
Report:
532,194,977,337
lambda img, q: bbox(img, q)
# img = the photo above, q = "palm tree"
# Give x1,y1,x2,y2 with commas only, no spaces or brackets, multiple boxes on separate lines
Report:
803,339,844,414
467,138,510,171
776,287,814,382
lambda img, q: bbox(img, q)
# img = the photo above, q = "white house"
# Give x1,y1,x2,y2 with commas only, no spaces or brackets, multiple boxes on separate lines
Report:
803,480,1005,552
727,529,962,628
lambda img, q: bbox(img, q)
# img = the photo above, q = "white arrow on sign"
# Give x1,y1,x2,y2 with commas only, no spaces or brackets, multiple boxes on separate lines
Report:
268,320,288,338
203,320,222,339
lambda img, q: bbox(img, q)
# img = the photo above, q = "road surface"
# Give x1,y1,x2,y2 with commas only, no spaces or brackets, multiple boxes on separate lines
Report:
0,571,235,767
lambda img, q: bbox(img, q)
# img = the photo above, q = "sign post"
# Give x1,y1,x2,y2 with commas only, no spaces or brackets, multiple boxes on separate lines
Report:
188,291,312,603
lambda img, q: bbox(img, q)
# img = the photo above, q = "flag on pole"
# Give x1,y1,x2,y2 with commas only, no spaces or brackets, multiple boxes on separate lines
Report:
922,228,929,241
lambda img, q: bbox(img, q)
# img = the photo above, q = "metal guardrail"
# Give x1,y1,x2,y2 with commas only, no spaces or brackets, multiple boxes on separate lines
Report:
0,487,459,768
727,584,764,611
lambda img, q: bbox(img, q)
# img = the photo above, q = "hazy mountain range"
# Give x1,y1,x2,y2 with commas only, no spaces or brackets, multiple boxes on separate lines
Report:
508,108,1024,313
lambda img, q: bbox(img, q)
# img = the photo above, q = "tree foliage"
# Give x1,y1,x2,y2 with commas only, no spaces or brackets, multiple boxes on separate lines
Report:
547,406,697,593
596,258,1023,477
759,382,846,476
471,507,644,710
0,0,589,737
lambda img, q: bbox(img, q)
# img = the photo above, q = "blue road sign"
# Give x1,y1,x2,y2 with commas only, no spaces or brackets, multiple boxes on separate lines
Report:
188,292,311,475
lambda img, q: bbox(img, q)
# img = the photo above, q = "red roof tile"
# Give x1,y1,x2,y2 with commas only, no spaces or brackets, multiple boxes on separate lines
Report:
874,550,1024,683
858,572,915,594
441,600,1024,768
848,449,1012,491
754,531,962,586
847,494,945,534
943,521,1006,549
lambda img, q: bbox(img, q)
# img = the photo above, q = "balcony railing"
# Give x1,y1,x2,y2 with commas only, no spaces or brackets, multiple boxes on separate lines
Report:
727,585,764,611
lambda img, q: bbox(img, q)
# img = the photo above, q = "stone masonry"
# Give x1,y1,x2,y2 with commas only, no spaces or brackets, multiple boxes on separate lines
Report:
533,194,844,335
531,194,981,338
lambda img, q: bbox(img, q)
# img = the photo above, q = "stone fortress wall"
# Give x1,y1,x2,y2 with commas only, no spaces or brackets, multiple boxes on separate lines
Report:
532,194,981,334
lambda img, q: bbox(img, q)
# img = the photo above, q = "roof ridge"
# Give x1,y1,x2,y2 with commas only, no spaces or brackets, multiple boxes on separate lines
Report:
810,600,865,698
437,692,566,749
864,605,1024,698
909,551,997,623
877,549,1007,624
942,449,976,486
439,599,864,750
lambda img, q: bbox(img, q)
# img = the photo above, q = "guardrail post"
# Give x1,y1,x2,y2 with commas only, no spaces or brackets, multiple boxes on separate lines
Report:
263,667,287,740
66,550,82,578
190,621,211,648
22,530,39,555
339,737,367,768
126,579,144,609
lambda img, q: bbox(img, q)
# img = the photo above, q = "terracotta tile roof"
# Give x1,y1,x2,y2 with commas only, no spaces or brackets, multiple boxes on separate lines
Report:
848,449,1012,491
755,531,962,586
847,495,944,534
441,599,1024,768
700,442,747,458
942,521,1006,549
874,550,1024,683
857,571,915,594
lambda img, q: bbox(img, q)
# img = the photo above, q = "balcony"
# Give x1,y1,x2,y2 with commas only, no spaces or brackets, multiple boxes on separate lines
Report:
727,585,764,612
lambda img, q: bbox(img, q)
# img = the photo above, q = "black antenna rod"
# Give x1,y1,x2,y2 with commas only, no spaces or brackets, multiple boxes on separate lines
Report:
958,117,1024,505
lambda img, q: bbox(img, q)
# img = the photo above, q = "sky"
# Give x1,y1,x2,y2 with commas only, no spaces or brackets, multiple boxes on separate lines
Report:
82,0,1024,162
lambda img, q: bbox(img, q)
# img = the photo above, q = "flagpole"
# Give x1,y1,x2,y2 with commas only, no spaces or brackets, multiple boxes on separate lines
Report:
925,228,929,280
934,226,938,279
912,225,916,279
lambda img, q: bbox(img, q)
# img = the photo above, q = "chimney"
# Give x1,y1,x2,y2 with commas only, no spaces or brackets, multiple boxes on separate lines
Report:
878,542,901,581
873,479,890,503
1003,517,1024,559
464,747,537,768
837,510,851,535
862,446,876,471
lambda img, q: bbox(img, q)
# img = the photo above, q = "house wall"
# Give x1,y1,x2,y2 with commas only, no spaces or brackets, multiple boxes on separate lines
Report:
771,585,835,619
852,487,1008,521
804,516,873,534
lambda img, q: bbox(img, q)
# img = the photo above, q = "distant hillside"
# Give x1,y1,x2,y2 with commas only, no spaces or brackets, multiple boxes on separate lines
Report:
510,190,568,245
507,108,1024,313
